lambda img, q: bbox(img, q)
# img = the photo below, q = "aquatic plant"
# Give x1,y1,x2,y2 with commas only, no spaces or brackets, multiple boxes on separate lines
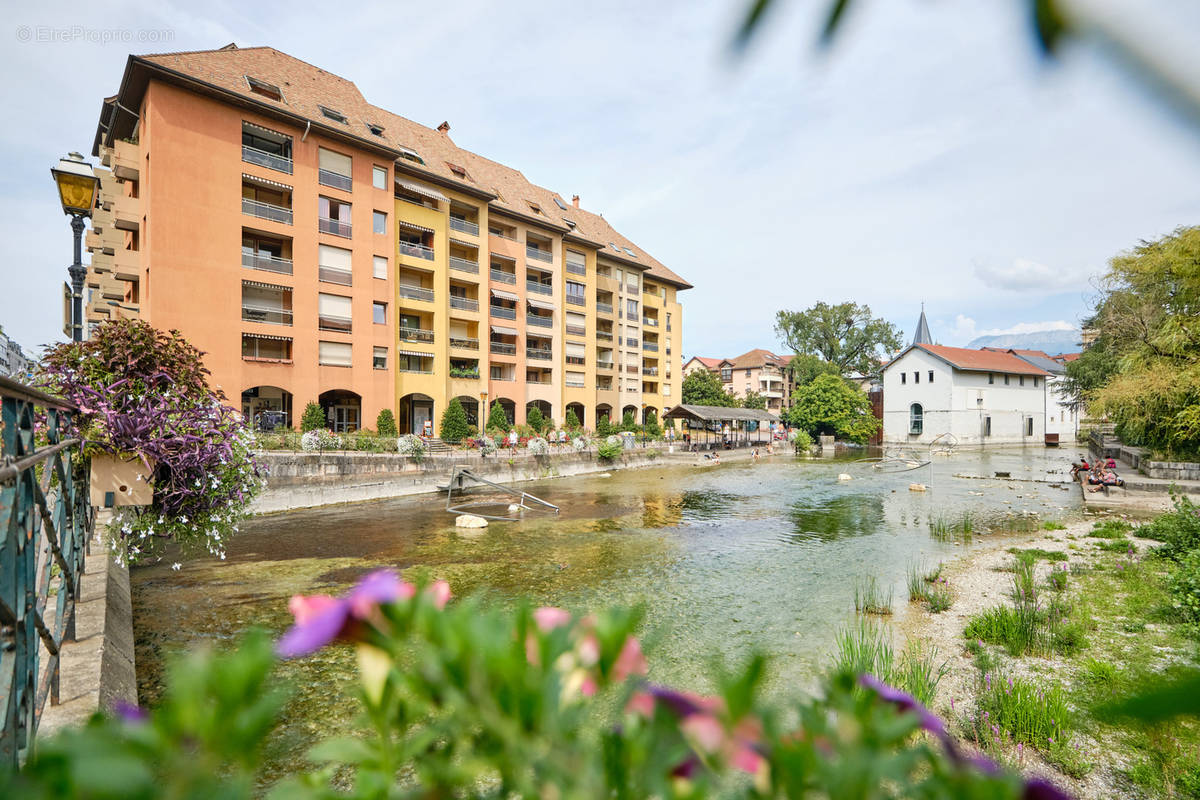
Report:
926,581,953,613
853,575,893,615
832,620,947,707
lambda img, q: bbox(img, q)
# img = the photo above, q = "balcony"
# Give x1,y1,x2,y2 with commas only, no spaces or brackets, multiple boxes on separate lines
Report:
398,284,434,302
449,216,479,236
526,245,552,263
399,241,433,261
242,251,293,275
528,314,553,328
526,348,553,361
596,302,613,315
566,261,586,276
526,281,552,296
242,144,292,175
566,324,585,336
243,198,292,225
643,367,658,376
318,169,353,192
398,366,435,375
626,338,640,348
566,356,585,366
318,313,352,333
490,268,517,285
449,296,479,312
596,331,614,341
450,337,479,350
319,216,352,237
642,317,658,327
566,295,586,307
318,266,352,286
399,327,434,344
643,343,659,352
490,305,516,320
597,361,614,370
449,256,479,274
490,341,517,355
241,305,292,326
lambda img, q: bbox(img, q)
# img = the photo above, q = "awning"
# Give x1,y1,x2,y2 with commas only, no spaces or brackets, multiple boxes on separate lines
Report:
394,177,449,203
526,298,555,311
242,121,288,141
396,349,434,358
396,219,435,234
490,288,518,302
490,325,518,336
241,172,292,191
241,278,290,291
242,332,292,341
449,238,476,249
662,404,781,424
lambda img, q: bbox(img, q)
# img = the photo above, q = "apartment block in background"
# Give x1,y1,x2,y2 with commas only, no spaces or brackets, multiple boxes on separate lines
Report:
91,45,689,433
683,350,795,413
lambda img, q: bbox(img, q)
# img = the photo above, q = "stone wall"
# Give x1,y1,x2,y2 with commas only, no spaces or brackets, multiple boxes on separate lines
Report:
1142,460,1200,481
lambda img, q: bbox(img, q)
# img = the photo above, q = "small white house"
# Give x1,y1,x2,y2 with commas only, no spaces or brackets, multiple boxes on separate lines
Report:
882,343,1050,447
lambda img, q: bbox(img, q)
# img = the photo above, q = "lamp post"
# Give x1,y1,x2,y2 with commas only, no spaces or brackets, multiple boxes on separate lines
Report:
640,402,646,448
51,153,99,343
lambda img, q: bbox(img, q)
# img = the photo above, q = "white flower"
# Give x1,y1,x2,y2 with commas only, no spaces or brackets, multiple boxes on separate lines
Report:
171,562,181,571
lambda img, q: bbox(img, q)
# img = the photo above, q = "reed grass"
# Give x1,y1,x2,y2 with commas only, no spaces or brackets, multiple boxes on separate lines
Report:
854,575,893,616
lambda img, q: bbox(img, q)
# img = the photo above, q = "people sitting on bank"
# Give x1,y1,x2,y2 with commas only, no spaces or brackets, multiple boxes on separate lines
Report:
1070,458,1091,480
1105,456,1118,469
1087,467,1125,492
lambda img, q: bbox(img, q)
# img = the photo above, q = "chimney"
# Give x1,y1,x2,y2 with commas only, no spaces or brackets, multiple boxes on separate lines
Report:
437,121,451,134
571,194,580,208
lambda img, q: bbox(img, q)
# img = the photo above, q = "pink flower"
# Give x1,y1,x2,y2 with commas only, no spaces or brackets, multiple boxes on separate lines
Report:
626,690,656,717
426,580,452,609
613,636,648,683
533,606,571,632
278,570,413,658
681,714,725,753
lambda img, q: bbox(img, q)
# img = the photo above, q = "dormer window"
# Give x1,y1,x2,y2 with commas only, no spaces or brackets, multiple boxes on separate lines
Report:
367,122,385,136
319,105,348,124
245,76,283,101
527,201,543,216
553,196,568,210
446,162,471,181
562,218,576,229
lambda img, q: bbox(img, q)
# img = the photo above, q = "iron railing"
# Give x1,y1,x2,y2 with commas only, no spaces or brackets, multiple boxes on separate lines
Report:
242,198,293,225
241,145,293,174
398,241,433,261
318,169,353,192
449,217,479,236
1,376,91,767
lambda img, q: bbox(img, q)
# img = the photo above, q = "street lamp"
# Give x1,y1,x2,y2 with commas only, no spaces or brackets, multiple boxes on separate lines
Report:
640,402,647,447
51,152,99,343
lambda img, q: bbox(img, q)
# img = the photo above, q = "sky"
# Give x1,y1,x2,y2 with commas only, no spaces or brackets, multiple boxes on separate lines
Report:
2,0,1199,361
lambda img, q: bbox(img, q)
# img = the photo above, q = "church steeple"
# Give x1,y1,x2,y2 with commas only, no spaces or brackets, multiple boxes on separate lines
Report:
912,303,932,346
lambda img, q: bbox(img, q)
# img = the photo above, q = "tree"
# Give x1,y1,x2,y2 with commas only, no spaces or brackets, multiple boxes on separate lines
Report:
644,410,662,437
487,402,512,434
681,369,739,407
774,302,901,377
301,402,327,432
596,414,614,437
788,373,880,444
376,409,398,438
527,406,545,434
621,410,637,431
788,353,841,387
742,391,767,410
439,398,470,443
565,409,581,430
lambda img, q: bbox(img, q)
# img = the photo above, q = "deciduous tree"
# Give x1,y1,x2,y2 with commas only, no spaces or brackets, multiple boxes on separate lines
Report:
774,302,901,376
681,369,739,407
788,373,879,443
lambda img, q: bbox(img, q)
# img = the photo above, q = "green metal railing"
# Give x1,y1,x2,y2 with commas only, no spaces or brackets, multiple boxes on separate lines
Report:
0,375,91,766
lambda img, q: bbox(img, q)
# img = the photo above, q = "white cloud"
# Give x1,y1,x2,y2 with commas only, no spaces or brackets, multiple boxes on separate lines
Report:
973,257,1097,293
975,320,1076,337
948,314,978,342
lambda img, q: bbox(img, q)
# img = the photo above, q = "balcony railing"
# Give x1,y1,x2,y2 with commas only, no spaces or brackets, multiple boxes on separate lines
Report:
490,305,516,320
242,251,293,275
318,169,353,192
398,241,433,260
566,325,586,336
318,313,352,333
526,281,552,296
399,327,434,343
243,198,293,225
566,262,586,276
490,269,517,284
398,367,435,374
490,341,517,355
642,317,658,327
450,370,481,380
566,356,585,366
449,296,479,312
242,144,293,174
449,256,479,274
318,266,352,286
566,379,586,388
526,245,552,263
528,315,553,328
450,337,479,350
626,338,639,347
526,348,553,361
643,343,659,352
596,302,613,314
643,367,659,376
241,305,293,325
449,217,479,236
597,331,614,341
597,361,614,370
566,295,586,306
319,216,351,237
398,284,434,302
489,228,517,241
0,376,92,768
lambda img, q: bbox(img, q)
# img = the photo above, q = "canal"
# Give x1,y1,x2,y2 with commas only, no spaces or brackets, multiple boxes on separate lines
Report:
131,447,1081,778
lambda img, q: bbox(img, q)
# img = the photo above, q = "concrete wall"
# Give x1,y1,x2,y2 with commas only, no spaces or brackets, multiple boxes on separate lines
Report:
251,446,671,513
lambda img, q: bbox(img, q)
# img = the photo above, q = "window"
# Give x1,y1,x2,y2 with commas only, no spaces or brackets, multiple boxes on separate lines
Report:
318,293,352,332
373,346,387,369
527,201,543,216
914,371,920,384
372,166,387,189
667,312,672,332
1026,417,1034,436
241,122,292,173
721,368,732,382
1019,375,1025,387
1034,377,1039,387
985,416,992,436
928,370,934,383
373,210,386,235
318,148,353,191
373,302,386,325
398,146,424,165
566,250,586,275
988,373,994,385
553,196,568,211
627,299,639,317
909,403,923,435
901,372,906,385
245,76,282,101
745,368,751,376
446,162,471,181
318,244,352,286
319,196,352,237
623,247,637,258
319,341,352,367
373,255,387,280
319,105,348,124
1004,375,1010,385
241,334,291,361
367,123,385,137
566,281,586,306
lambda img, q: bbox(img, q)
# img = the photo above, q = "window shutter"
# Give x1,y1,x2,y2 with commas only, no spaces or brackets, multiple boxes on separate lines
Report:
318,147,353,177
565,342,586,357
318,293,352,318
319,244,353,272
319,341,353,366
373,255,387,279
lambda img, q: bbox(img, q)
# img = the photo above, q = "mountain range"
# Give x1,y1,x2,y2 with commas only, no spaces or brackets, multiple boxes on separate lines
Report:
964,329,1081,356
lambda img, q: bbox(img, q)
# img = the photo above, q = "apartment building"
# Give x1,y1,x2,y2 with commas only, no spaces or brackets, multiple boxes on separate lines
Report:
683,349,795,413
0,326,31,378
89,45,689,433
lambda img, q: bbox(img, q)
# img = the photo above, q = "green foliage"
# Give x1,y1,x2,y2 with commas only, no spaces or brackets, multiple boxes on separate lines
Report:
1089,518,1132,539
596,414,614,437
439,398,470,443
1043,520,1066,530
620,410,636,431
300,402,326,433
1168,549,1200,626
564,409,580,430
790,428,813,453
375,409,397,438
787,353,841,387
831,620,947,707
526,405,545,434
596,440,623,461
680,368,739,407
853,575,892,615
774,301,901,376
487,401,511,433
971,671,1073,761
1140,495,1200,560
643,410,661,437
741,390,766,410
788,373,880,443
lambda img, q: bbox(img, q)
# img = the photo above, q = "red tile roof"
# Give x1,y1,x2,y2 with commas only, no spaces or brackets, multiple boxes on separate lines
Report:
981,346,1054,359
728,348,789,369
1055,352,1081,362
915,344,1050,375
687,356,723,369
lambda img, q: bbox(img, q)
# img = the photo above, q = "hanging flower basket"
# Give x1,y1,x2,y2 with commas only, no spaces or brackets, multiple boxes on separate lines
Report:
90,452,155,507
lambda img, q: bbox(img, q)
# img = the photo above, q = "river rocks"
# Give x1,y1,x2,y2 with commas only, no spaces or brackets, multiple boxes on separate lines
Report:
507,503,522,513
837,473,852,482
598,473,612,478
455,514,488,528
909,483,927,492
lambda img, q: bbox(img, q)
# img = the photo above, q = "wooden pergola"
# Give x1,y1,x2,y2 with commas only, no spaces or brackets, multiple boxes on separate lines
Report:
663,404,782,450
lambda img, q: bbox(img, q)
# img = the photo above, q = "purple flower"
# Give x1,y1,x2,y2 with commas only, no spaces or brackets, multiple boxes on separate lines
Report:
1023,777,1073,800
277,569,414,658
111,700,147,723
857,674,947,740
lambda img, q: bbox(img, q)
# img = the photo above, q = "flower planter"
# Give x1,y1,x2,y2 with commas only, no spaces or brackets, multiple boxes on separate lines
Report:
90,453,155,507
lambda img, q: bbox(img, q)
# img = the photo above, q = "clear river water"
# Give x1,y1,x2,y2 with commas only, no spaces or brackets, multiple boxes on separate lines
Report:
131,447,1082,778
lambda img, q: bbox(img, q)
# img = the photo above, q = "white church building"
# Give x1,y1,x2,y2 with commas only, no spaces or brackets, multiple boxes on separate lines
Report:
882,311,1050,446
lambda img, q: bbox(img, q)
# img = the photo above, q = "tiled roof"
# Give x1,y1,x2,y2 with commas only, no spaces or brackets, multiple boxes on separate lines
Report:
1056,352,1081,362
913,344,1050,375
686,356,723,369
108,45,689,288
728,348,789,369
